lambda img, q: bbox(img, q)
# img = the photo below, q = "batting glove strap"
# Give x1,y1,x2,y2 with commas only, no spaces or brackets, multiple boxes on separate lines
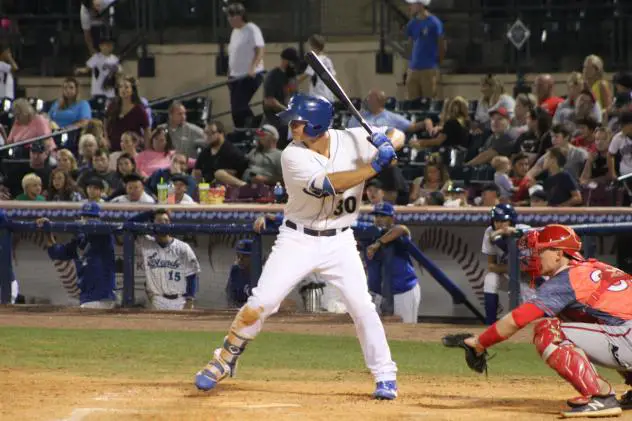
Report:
371,143,396,172
369,132,391,148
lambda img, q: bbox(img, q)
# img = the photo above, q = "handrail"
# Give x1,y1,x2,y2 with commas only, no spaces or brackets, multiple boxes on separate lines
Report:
0,126,79,152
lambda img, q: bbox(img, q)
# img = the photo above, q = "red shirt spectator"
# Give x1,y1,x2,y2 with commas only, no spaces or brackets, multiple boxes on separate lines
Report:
510,153,530,203
534,74,564,116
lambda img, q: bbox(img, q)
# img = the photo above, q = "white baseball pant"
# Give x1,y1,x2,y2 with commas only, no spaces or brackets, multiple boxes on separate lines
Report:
151,295,186,310
80,300,115,309
238,225,397,382
372,283,421,324
483,272,536,302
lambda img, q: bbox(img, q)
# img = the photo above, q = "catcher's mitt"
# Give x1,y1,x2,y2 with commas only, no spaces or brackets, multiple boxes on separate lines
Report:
442,333,489,374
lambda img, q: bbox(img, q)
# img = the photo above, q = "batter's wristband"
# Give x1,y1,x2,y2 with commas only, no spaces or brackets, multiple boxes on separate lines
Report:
478,324,507,349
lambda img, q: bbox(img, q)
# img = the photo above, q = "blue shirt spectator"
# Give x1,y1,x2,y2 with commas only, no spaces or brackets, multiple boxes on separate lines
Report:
406,12,443,71
347,89,423,134
47,77,93,128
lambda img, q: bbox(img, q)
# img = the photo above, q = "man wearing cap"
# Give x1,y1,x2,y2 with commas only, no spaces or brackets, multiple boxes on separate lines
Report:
110,173,156,203
404,0,445,100
171,174,196,204
36,202,117,309
262,47,300,146
608,111,632,189
244,124,283,185
226,2,265,128
226,239,254,308
84,177,106,202
5,141,54,198
466,108,516,166
364,202,421,323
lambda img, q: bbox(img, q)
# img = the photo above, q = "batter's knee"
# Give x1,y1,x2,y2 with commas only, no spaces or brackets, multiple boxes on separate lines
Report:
533,318,565,358
483,272,502,294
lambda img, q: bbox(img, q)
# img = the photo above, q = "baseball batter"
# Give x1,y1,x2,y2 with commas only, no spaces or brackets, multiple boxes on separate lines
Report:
365,202,421,323
481,204,533,325
195,93,404,399
132,209,200,310
458,225,632,417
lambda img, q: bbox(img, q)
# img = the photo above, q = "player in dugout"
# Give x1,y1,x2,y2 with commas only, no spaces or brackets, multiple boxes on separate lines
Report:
36,202,116,309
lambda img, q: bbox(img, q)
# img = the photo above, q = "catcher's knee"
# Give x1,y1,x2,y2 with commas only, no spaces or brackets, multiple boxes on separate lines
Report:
533,318,566,359
483,272,502,294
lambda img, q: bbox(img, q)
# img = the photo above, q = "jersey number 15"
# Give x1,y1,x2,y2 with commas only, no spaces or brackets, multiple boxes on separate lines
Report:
168,271,181,282
333,197,357,216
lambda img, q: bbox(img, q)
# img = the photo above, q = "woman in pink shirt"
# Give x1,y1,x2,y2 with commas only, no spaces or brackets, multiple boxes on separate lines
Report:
135,127,175,176
7,98,56,152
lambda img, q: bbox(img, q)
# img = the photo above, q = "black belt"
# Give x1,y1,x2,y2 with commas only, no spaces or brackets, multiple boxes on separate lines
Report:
162,294,181,300
285,220,349,237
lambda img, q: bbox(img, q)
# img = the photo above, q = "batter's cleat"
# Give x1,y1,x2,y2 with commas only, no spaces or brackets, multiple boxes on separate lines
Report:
618,391,632,410
194,355,232,391
373,381,398,400
561,395,622,418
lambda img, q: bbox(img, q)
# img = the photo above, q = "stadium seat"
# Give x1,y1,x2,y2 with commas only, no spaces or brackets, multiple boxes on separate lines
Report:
385,96,397,111
350,97,362,111
89,95,108,119
28,97,46,113
181,96,211,127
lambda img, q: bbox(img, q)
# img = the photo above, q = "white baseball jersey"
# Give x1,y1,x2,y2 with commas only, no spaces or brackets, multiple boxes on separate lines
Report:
80,0,116,30
282,127,382,231
481,224,530,263
86,53,120,98
304,54,336,103
0,62,14,99
138,237,200,296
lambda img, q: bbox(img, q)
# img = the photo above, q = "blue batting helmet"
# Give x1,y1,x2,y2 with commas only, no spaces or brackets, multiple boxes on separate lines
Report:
236,239,253,255
80,201,101,218
490,204,517,226
277,93,334,137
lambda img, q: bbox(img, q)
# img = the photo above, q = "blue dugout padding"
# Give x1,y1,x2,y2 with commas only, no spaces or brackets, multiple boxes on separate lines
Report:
0,217,481,321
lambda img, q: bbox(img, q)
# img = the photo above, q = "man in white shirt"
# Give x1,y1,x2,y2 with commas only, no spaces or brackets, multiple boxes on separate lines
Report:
226,2,265,128
80,0,116,55
110,173,156,203
0,47,18,99
608,112,632,204
194,94,405,400
299,34,336,102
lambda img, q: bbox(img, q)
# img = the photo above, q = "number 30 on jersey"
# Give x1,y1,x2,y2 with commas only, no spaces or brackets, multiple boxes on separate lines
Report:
333,197,357,216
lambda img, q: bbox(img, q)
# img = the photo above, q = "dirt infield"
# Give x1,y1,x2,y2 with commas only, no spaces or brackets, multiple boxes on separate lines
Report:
0,309,605,421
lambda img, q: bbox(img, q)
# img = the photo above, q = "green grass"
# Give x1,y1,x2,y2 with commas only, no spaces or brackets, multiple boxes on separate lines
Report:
0,326,621,383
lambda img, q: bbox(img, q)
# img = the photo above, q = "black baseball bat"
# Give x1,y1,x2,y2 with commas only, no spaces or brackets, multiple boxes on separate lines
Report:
304,51,374,136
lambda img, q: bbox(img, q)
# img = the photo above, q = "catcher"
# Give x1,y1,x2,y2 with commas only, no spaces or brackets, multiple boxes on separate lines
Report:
444,224,632,418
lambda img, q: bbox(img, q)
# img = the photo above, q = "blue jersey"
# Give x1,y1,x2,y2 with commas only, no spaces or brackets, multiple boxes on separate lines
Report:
365,233,418,295
48,233,116,304
226,264,251,306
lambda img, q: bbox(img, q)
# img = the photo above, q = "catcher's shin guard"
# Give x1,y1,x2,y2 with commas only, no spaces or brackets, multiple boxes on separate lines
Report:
534,319,611,398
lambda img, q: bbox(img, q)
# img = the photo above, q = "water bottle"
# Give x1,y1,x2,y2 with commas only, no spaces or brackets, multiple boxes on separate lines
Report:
167,181,176,204
273,182,284,203
157,178,168,204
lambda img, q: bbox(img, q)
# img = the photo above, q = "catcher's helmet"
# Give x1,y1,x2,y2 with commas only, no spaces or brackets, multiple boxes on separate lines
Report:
518,224,584,280
80,201,101,218
277,94,334,137
490,203,517,227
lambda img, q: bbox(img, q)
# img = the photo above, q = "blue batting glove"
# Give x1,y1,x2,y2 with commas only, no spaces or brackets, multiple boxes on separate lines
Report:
369,132,391,148
371,143,397,173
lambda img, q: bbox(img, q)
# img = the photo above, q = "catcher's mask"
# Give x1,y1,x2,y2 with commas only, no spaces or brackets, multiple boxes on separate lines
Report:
518,224,584,286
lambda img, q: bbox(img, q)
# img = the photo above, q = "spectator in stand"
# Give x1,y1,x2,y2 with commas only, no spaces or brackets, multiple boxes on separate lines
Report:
109,173,155,203
225,2,265,128
474,75,515,130
0,45,18,99
560,89,603,133
298,34,336,102
158,101,205,159
108,153,142,197
609,72,632,128
583,54,613,118
572,116,599,153
80,0,116,55
542,147,583,207
553,72,587,126
478,183,500,207
16,173,45,201
365,178,385,205
193,120,249,185
607,111,632,184
105,75,149,151
146,153,196,198
135,127,175,176
77,149,118,194
262,47,299,146
47,78,92,129
534,74,564,117
444,184,470,207
75,35,120,99
349,89,426,134
171,174,196,204
405,0,445,99
529,189,548,207
580,127,612,187
47,168,83,202
513,107,552,161
466,108,515,166
81,119,107,149
510,153,530,205
409,96,469,150
77,133,99,169
5,142,55,198
108,131,140,171
526,123,588,181
509,93,535,139
491,156,515,203
57,149,79,180
7,98,55,153
409,155,450,204
240,124,283,186
84,177,105,202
